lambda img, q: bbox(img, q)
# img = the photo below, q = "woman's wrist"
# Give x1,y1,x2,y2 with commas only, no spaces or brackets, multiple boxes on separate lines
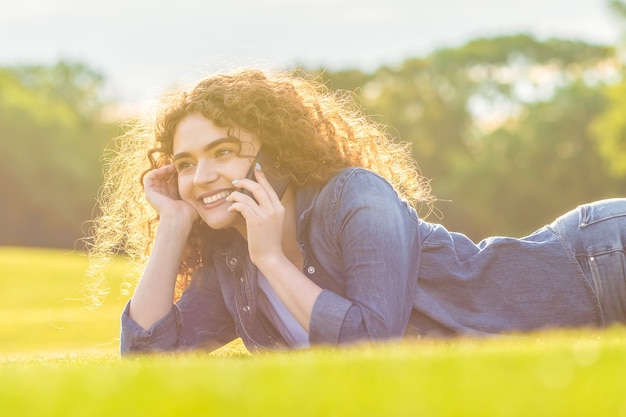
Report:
157,213,195,237
253,252,299,281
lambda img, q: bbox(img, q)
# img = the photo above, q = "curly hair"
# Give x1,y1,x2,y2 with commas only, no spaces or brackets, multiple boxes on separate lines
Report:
87,68,433,304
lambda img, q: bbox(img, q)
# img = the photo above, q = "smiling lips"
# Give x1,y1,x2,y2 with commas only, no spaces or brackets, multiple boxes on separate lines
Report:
202,190,231,205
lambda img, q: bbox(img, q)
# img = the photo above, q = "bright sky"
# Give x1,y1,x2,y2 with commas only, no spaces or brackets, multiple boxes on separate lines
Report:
0,0,621,106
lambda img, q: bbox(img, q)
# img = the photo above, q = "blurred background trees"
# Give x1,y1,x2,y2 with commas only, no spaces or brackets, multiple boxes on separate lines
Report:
0,61,117,248
1,24,625,248
313,33,626,239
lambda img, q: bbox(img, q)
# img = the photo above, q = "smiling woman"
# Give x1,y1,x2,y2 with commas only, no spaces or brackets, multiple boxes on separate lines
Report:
88,67,626,356
169,115,260,234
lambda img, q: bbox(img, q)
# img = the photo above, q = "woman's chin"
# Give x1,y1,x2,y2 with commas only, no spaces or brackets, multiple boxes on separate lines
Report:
200,210,245,232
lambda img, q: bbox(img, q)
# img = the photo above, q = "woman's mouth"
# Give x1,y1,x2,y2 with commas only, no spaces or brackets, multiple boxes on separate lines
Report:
202,190,231,205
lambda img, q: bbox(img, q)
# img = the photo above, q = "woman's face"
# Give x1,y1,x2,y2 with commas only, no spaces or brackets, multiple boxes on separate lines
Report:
172,113,261,232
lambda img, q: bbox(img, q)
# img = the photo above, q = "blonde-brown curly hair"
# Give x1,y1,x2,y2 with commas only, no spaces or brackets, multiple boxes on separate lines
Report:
87,68,433,304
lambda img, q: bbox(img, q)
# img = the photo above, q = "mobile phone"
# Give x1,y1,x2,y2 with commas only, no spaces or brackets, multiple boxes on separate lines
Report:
243,146,291,201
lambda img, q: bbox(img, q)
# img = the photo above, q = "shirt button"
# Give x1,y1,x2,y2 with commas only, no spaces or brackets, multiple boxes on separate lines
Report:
307,265,316,274
228,257,238,268
242,305,251,312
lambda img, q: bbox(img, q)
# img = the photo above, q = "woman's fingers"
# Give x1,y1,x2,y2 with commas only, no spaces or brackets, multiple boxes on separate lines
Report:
228,166,285,261
252,166,283,205
143,164,194,220
227,166,284,222
231,165,280,206
226,183,262,218
144,164,175,189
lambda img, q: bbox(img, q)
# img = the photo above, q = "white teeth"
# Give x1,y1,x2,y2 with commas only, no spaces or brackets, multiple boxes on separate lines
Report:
202,191,230,205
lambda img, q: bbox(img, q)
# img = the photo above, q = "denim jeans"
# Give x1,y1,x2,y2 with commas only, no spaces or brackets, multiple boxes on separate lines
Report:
552,198,626,325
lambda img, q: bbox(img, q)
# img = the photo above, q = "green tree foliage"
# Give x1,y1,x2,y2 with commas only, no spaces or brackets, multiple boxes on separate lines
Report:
0,61,117,248
591,81,626,177
447,81,619,238
311,34,625,239
609,0,626,20
590,0,626,178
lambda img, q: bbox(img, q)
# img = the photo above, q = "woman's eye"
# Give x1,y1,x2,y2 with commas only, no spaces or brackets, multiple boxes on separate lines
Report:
175,161,194,172
215,148,235,159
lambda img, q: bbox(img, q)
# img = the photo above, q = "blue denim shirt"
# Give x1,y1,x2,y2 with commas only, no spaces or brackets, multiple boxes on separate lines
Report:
121,168,602,354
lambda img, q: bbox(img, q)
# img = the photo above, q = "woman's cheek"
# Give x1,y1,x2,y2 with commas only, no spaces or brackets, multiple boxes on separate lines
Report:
177,176,193,202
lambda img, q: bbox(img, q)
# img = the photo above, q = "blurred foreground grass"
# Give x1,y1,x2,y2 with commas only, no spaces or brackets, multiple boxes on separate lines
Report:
2,331,626,417
1,247,626,417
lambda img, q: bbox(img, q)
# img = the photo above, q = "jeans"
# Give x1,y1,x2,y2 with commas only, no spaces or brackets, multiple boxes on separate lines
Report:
552,198,626,325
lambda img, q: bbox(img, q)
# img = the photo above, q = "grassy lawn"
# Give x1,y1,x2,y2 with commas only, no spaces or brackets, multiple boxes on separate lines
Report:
0,246,127,354
1,246,625,417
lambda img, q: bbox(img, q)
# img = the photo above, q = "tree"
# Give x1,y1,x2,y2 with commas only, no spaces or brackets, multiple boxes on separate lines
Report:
310,34,621,239
591,81,626,177
0,62,116,248
590,0,626,178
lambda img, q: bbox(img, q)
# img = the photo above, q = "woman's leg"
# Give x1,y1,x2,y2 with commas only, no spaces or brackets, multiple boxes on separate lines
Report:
552,198,626,326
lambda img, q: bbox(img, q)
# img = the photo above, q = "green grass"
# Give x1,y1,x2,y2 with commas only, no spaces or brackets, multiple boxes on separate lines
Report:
0,246,127,354
1,247,626,417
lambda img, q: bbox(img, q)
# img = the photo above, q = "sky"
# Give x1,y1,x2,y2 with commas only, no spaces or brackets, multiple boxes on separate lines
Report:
0,0,621,108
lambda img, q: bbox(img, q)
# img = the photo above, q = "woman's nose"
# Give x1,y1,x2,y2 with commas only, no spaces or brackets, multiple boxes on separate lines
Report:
193,160,218,186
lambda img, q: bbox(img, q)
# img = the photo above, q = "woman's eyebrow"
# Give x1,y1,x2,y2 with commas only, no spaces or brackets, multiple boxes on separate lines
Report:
172,137,240,161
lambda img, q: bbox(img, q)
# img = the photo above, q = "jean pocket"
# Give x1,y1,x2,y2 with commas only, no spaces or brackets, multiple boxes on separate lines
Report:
587,250,626,324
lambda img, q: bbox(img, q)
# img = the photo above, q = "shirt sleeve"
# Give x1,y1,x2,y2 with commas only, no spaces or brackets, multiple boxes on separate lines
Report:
308,169,422,345
120,301,181,354
120,265,238,355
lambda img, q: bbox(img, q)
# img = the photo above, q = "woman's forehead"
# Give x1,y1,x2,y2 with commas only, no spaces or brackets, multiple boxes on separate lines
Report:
172,114,258,155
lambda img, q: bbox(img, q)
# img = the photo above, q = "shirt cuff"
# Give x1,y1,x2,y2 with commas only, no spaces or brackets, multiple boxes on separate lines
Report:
309,289,352,345
120,301,180,354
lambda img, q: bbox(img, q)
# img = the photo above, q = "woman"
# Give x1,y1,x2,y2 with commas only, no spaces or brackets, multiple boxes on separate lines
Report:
89,68,625,354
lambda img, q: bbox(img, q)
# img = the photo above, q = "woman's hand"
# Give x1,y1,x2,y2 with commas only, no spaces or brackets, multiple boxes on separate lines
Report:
228,165,322,332
143,164,198,226
227,165,286,265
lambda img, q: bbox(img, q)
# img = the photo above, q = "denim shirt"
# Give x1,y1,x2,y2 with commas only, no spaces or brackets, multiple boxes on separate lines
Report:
121,168,601,354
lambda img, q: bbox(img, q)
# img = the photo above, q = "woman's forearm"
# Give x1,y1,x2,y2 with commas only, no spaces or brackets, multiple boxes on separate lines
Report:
128,218,191,331
256,255,323,332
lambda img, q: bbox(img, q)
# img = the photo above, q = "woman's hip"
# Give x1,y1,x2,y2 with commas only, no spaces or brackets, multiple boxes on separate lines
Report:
551,198,626,325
